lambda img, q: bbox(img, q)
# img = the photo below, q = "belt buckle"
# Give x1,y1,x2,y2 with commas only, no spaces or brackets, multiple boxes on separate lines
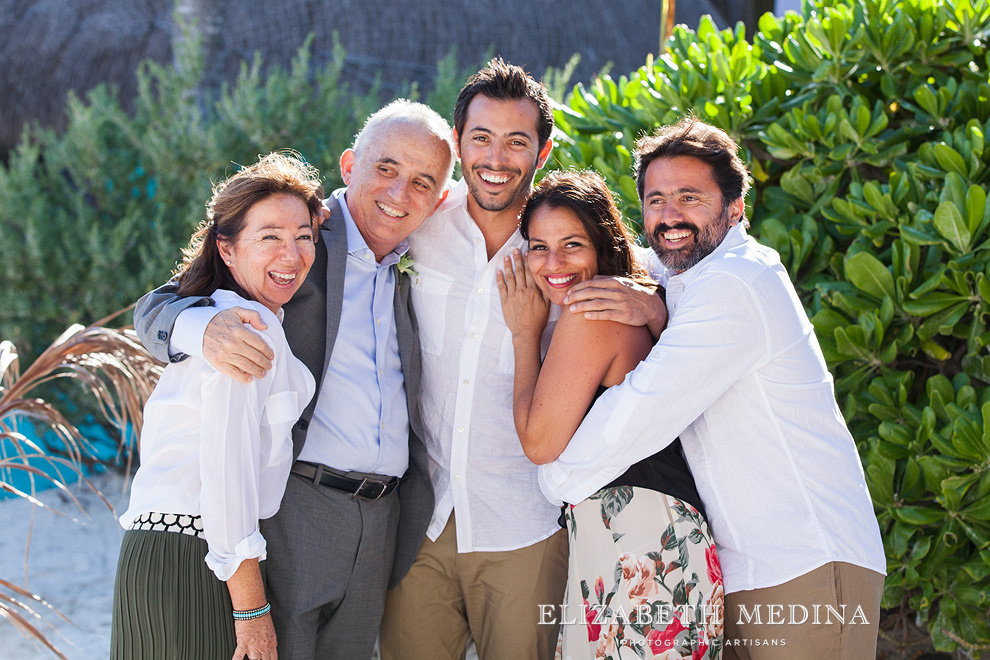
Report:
353,477,387,500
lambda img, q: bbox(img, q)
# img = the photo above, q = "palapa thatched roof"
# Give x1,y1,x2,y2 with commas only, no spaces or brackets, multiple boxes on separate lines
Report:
0,0,772,153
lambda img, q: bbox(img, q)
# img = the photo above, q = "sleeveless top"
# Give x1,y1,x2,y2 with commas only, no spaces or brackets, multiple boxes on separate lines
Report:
593,386,707,518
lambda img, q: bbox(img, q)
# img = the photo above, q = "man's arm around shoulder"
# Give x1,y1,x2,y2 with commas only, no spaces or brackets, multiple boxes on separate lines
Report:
134,282,215,363
134,283,273,382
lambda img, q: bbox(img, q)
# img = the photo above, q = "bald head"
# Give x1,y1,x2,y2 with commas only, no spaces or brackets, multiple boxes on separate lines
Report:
353,100,456,183
339,100,455,261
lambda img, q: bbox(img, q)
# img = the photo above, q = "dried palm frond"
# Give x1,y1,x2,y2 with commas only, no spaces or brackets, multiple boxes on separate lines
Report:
0,577,71,659
0,306,163,478
0,307,163,656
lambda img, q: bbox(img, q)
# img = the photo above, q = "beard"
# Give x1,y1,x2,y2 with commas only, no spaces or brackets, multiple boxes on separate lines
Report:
464,158,540,213
647,207,733,272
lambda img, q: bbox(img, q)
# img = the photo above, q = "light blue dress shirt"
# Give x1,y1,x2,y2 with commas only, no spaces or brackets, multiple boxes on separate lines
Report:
296,189,410,478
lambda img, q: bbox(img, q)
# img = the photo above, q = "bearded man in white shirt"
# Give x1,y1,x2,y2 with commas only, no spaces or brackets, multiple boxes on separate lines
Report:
540,117,886,660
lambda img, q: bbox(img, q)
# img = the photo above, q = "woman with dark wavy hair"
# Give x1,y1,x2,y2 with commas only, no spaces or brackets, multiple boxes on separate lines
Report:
498,170,724,659
111,152,322,660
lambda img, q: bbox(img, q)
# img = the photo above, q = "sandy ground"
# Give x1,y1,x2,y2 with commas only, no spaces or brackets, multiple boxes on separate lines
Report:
0,471,480,660
0,470,128,660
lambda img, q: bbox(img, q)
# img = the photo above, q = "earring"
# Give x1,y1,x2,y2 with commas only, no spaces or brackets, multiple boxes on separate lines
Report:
226,260,231,265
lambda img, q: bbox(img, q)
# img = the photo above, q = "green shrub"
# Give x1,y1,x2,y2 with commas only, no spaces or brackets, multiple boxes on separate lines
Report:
550,0,990,655
0,34,483,359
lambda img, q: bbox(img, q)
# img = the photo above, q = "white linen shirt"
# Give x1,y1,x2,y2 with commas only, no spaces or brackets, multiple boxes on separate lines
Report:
539,224,886,594
121,289,315,581
408,179,561,552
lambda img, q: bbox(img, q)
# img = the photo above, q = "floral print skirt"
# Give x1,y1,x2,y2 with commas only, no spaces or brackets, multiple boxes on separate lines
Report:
558,486,724,660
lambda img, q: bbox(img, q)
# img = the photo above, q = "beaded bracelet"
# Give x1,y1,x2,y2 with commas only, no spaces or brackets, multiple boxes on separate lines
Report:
232,603,271,620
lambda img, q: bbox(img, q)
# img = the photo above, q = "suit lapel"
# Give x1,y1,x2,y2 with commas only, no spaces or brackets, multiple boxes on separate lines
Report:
282,194,347,425
322,197,348,380
393,268,422,438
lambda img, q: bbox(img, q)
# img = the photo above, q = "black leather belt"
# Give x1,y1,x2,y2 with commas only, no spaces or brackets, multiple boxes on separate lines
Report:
290,461,399,500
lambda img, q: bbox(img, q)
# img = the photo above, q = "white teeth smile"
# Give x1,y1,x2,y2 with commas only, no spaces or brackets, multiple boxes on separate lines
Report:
479,172,510,184
663,229,693,242
547,274,577,286
270,272,296,285
377,202,406,218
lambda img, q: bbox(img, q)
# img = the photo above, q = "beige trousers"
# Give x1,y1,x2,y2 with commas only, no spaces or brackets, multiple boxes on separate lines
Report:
380,513,568,660
722,561,884,660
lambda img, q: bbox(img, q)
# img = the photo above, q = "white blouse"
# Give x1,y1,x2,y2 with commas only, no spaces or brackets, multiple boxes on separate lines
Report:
121,289,315,581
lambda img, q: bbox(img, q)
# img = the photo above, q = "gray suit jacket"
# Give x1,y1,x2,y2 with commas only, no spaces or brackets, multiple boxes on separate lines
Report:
134,194,434,588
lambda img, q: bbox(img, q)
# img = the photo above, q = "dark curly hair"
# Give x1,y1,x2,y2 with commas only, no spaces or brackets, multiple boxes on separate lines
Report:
634,116,750,213
520,170,651,284
453,57,554,149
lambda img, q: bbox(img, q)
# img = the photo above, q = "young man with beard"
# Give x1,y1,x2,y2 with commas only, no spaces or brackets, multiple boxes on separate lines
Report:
539,118,886,660
378,58,569,660
384,61,675,659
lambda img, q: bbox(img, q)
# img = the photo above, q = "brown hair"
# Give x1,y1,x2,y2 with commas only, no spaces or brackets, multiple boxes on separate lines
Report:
453,57,554,150
174,151,324,298
520,170,651,285
634,116,750,212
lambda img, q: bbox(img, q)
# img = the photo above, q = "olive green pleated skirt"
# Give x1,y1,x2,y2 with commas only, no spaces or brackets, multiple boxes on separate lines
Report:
110,529,235,660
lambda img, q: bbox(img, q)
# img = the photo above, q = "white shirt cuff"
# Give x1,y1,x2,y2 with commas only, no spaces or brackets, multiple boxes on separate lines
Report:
169,306,221,359
205,530,267,582
538,465,565,506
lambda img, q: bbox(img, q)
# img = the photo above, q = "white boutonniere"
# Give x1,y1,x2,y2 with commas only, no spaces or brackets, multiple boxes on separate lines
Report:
397,254,418,277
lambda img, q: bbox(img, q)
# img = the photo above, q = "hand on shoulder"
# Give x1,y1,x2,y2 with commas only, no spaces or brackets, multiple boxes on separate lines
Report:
563,275,668,340
203,307,275,383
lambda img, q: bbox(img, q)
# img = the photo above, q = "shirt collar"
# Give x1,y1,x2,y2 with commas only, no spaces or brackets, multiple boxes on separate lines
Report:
335,189,409,266
668,223,749,284
435,179,525,249
435,178,470,217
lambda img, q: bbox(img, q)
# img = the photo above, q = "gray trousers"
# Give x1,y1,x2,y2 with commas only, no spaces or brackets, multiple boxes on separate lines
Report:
260,472,400,660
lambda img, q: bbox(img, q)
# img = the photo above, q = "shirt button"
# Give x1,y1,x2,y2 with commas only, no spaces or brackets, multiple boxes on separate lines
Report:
379,369,384,376
474,238,481,245
477,287,484,294
470,332,478,339
458,426,465,433
375,318,381,325
454,474,462,480
462,379,469,385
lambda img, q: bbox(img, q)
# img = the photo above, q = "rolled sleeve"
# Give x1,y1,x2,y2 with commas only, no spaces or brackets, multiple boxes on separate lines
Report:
204,529,268,581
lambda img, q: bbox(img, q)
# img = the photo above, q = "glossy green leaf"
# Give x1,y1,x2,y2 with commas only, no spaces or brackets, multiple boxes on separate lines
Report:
933,201,971,253
934,144,968,178
845,251,896,300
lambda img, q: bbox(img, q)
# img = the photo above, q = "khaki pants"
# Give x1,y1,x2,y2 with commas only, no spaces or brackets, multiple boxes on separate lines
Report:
380,514,568,660
723,562,884,660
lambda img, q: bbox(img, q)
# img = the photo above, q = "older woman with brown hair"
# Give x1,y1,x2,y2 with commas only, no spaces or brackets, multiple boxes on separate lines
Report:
498,170,724,659
111,152,322,660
